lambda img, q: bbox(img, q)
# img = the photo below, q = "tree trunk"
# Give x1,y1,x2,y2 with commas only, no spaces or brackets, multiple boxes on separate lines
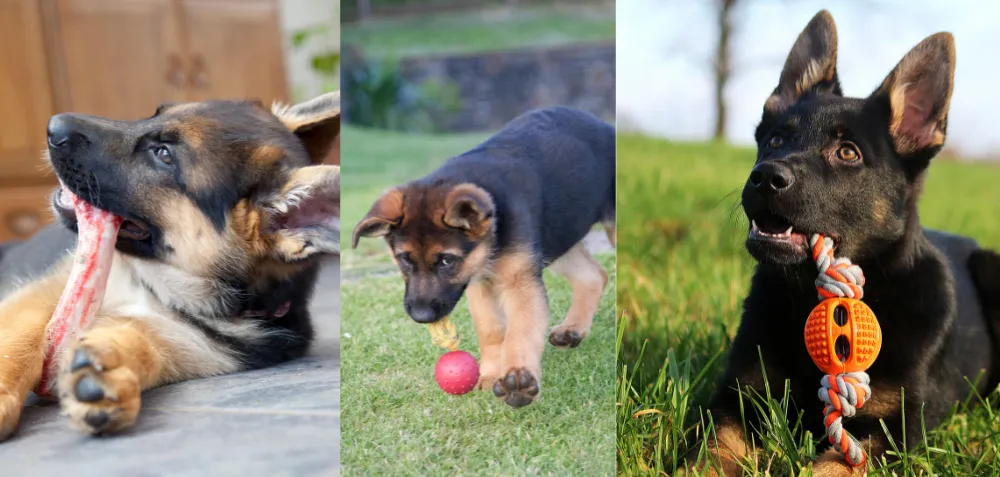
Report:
713,0,736,142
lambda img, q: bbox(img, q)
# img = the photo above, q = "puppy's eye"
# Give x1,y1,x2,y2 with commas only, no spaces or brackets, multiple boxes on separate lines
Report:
836,143,861,162
437,254,460,270
768,135,784,149
396,253,414,271
152,146,173,165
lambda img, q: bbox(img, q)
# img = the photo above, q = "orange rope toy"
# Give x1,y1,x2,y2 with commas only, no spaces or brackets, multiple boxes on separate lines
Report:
803,234,882,467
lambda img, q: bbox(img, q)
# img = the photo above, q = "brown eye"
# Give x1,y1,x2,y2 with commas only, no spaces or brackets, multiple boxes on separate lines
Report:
152,146,173,165
768,135,784,148
836,144,860,162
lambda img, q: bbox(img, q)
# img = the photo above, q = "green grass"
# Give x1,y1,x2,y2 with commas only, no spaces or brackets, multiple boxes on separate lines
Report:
340,126,617,476
616,135,1000,476
342,4,614,57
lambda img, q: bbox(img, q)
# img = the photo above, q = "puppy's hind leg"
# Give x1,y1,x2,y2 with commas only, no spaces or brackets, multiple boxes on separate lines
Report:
0,269,66,440
547,242,608,348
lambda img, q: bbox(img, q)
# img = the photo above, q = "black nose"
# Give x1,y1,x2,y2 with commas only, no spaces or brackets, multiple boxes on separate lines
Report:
749,162,794,194
47,114,86,149
407,304,438,324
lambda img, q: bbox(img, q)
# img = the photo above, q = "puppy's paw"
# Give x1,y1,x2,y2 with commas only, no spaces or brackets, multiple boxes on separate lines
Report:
548,324,588,348
492,367,539,408
0,388,22,441
58,344,140,435
812,460,864,477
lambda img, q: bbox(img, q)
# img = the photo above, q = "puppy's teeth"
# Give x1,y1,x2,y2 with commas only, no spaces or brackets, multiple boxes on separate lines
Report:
751,220,758,230
784,226,793,236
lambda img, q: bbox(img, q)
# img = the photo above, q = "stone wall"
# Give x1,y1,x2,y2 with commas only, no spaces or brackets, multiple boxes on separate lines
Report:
345,43,615,132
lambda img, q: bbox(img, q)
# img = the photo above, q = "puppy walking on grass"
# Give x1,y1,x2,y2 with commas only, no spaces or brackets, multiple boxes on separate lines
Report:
352,106,615,408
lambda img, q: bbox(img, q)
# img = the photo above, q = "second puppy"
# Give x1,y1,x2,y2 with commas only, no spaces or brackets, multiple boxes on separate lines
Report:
352,107,615,407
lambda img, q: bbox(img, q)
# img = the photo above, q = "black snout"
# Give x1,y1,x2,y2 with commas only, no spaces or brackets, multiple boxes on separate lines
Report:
749,162,794,194
405,299,446,324
47,114,90,149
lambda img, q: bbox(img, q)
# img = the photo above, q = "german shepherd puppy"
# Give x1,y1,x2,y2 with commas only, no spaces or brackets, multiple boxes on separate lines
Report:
0,93,341,438
687,11,1000,476
352,107,615,407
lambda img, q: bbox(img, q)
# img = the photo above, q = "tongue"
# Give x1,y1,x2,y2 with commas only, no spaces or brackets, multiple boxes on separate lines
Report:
35,187,123,397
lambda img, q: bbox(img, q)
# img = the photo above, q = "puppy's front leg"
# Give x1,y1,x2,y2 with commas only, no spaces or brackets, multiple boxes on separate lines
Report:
57,315,238,434
0,270,66,440
466,279,505,390
492,251,548,407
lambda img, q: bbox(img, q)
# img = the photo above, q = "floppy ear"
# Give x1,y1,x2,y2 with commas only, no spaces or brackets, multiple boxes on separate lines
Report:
765,10,841,115
352,189,404,248
259,165,341,261
869,32,955,165
443,184,494,238
272,91,341,164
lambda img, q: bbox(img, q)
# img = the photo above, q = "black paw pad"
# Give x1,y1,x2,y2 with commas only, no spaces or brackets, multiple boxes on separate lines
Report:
74,375,105,403
549,329,583,348
83,411,109,430
70,348,94,372
492,368,539,408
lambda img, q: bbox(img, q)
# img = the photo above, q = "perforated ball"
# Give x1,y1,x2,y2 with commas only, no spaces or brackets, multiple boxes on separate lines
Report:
434,350,479,395
804,297,882,374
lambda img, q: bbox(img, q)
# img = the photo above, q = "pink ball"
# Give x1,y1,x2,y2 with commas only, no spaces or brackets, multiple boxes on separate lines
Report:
434,350,480,395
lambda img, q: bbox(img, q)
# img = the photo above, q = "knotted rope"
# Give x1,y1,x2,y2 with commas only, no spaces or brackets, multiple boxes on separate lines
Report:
808,234,875,468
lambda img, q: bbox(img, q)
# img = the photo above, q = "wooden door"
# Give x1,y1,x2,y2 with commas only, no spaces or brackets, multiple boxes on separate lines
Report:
181,0,289,105
0,0,55,182
49,0,187,120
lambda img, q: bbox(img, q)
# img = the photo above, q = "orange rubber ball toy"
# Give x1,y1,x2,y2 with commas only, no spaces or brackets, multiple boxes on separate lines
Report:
804,297,882,374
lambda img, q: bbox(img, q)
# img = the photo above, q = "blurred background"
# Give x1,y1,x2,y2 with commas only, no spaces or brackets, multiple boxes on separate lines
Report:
618,0,1000,161
340,0,614,133
0,0,339,243
339,1,617,474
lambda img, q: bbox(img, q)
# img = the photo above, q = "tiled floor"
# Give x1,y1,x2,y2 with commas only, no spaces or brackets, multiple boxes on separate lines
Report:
0,258,340,477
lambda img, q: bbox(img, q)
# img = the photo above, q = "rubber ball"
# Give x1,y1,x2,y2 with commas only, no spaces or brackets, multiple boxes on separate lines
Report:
434,350,479,395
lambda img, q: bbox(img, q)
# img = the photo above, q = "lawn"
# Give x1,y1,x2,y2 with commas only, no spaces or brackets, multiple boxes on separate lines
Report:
341,3,615,58
340,126,617,476
616,135,1000,476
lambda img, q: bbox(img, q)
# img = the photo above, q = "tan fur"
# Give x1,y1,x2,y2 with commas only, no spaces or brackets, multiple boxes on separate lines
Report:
352,188,404,247
251,144,288,167
443,183,495,238
454,241,493,284
602,217,617,247
765,11,838,115
871,197,890,226
158,192,230,277
465,279,505,390
270,91,341,133
546,242,607,346
492,248,548,401
0,265,67,440
813,446,868,476
682,421,750,477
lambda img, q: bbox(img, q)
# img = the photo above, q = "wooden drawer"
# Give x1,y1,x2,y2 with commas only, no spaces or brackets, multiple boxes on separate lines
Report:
0,185,57,242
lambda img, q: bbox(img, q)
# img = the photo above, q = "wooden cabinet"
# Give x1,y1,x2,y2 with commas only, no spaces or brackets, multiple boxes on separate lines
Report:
0,0,55,183
0,0,290,241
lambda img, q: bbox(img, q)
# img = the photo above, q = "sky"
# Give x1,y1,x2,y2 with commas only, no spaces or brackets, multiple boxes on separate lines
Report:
617,0,1000,159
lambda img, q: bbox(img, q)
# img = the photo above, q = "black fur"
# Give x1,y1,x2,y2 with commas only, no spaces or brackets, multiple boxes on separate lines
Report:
418,107,615,264
703,10,1000,467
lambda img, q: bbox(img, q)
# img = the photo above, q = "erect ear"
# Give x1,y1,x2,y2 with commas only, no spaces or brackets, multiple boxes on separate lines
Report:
869,32,955,163
765,10,841,115
443,184,494,237
259,165,341,261
352,188,404,248
272,91,341,164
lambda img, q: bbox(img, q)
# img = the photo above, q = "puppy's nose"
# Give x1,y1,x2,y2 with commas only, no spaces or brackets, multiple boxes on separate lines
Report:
749,162,794,194
406,300,438,323
47,114,87,149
